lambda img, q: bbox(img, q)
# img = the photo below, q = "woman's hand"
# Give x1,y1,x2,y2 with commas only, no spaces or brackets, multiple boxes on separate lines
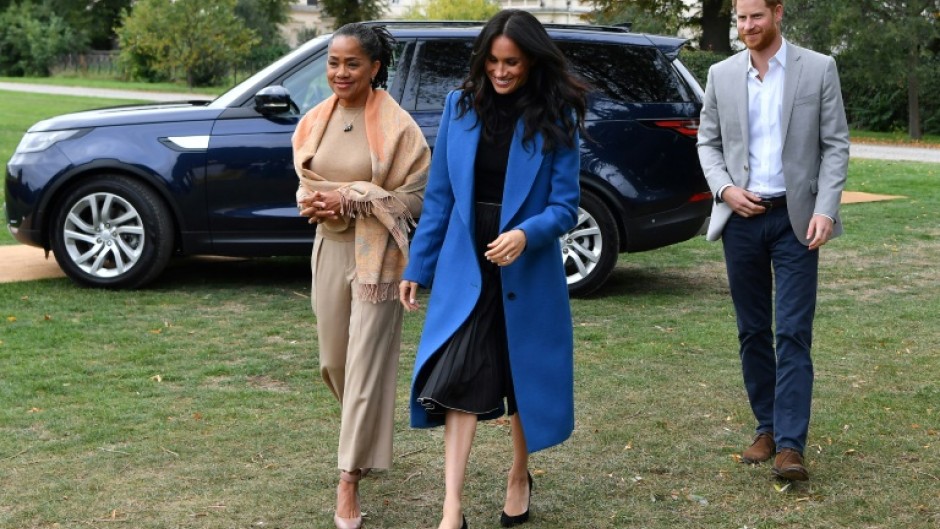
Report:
485,229,527,267
399,280,421,312
298,191,342,224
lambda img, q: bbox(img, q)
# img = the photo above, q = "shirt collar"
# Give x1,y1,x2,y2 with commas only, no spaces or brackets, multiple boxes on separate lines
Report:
748,38,788,77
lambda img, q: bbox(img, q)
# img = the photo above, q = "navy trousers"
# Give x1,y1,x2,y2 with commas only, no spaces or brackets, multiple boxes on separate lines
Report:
722,206,818,454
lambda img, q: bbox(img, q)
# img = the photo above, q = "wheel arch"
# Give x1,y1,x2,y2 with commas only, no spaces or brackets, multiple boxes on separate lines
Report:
37,161,184,252
578,173,631,253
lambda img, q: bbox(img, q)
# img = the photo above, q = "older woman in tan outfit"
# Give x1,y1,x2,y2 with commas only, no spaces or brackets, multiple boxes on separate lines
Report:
292,23,429,529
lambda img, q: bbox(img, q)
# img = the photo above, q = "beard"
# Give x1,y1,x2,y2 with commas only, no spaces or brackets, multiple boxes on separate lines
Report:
739,24,779,52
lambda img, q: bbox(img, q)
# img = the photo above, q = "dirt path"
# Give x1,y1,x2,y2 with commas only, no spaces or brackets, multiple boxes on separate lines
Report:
0,192,905,284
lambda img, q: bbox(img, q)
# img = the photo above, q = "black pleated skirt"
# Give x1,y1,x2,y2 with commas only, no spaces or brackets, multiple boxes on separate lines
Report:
416,202,517,419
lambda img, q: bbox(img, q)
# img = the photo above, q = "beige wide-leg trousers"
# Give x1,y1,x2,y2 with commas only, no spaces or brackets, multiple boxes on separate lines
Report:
311,233,403,471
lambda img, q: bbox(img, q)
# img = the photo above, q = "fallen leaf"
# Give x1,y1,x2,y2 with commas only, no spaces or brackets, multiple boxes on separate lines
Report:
6,316,16,322
150,374,162,382
773,482,791,493
44,314,52,321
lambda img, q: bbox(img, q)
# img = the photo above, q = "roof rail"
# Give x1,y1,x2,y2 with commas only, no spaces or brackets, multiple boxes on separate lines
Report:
361,20,484,28
360,20,634,33
542,22,633,33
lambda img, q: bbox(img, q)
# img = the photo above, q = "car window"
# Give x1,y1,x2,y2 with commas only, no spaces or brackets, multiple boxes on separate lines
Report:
415,39,474,111
558,41,686,103
282,42,407,115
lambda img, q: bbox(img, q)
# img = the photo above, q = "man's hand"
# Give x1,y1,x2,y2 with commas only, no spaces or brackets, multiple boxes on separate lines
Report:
721,186,767,218
806,214,834,250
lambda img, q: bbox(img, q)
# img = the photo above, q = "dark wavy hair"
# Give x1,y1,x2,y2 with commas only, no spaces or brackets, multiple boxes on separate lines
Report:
457,10,588,152
331,23,396,89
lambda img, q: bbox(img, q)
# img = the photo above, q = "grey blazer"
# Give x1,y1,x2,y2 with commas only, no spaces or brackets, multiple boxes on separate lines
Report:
697,42,850,244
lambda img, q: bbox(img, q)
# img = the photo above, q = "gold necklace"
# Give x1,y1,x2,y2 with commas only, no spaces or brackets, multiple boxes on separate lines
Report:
339,105,364,133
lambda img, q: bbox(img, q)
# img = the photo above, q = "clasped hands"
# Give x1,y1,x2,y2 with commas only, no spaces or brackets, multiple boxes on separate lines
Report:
298,190,341,223
399,229,527,312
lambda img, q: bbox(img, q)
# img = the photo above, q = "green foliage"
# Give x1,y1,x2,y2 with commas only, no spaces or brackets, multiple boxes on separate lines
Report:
43,0,132,50
320,0,387,28
115,0,259,87
404,0,500,21
586,0,686,35
235,0,292,67
0,1,87,76
677,48,729,86
295,25,321,46
582,0,732,52
785,0,940,138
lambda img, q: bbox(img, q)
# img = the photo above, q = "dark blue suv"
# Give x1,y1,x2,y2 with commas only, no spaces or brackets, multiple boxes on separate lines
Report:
5,22,711,295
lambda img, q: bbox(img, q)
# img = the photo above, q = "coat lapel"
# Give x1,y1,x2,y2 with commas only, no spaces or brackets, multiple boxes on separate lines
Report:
450,114,481,229
780,45,803,149
501,120,544,229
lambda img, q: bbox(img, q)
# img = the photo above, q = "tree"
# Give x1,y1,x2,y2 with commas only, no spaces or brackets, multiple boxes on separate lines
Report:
586,0,685,35
0,1,87,76
320,0,387,28
404,0,500,20
45,0,132,49
235,0,293,67
116,0,258,87
786,0,940,139
582,0,732,54
696,0,732,53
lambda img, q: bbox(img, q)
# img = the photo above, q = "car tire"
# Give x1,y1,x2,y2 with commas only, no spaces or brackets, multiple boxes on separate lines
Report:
562,190,619,297
50,175,174,289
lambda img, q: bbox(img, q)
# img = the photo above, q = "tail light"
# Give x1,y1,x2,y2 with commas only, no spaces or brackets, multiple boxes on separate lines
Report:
648,119,699,138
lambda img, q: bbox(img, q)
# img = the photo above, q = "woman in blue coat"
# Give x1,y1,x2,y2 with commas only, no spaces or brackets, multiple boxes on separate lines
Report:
399,10,587,529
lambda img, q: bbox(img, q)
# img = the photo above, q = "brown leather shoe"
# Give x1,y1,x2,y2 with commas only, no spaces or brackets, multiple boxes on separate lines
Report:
772,448,809,481
741,432,775,464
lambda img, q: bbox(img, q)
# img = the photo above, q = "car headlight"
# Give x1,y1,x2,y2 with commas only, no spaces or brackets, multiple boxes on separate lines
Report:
15,129,86,154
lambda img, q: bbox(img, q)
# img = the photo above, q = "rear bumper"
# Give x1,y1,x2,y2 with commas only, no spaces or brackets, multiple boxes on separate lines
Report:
621,198,711,252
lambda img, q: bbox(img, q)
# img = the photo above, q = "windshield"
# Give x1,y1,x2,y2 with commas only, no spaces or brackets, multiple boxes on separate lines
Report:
210,34,332,109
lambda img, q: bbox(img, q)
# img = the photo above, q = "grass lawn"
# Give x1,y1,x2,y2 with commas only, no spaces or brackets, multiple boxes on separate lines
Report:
2,90,939,529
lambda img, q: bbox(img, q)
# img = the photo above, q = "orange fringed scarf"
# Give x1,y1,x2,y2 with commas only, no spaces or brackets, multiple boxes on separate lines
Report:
292,89,430,302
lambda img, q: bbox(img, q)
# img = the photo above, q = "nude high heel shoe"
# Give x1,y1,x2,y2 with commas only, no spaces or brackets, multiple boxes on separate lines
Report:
334,470,363,529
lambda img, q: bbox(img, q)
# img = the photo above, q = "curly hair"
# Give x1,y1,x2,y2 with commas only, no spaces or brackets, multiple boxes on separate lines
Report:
457,10,588,153
331,23,396,89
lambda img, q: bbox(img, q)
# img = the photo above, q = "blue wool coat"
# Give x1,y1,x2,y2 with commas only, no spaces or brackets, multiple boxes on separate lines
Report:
404,90,579,453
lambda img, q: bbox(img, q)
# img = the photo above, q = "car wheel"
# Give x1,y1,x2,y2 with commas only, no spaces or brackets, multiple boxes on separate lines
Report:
50,175,174,289
561,190,619,297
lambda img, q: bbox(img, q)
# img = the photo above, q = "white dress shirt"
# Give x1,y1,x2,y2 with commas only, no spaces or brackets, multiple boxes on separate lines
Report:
745,40,787,198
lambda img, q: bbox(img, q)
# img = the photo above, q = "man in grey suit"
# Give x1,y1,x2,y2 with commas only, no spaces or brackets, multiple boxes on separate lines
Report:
697,0,849,481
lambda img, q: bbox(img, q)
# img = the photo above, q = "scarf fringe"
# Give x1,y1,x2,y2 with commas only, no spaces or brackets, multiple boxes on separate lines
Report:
339,192,414,249
357,282,400,303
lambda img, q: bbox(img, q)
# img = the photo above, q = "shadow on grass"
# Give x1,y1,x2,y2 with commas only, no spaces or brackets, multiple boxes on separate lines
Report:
579,264,725,300
151,255,310,290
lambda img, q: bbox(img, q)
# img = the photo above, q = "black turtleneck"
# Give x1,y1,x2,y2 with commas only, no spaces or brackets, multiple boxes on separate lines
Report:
474,90,524,204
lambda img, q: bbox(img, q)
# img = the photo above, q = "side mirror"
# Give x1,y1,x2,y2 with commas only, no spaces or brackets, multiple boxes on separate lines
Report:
254,85,297,116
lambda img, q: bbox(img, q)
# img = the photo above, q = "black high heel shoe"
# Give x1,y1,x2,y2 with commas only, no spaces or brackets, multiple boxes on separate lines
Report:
461,515,468,529
499,471,533,527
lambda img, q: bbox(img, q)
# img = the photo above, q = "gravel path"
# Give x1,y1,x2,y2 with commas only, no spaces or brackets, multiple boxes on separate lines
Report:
0,81,213,102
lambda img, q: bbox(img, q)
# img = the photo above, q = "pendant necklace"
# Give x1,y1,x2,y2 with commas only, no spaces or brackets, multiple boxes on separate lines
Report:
339,105,364,132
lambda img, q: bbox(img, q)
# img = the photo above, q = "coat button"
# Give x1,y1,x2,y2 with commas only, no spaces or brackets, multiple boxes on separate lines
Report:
507,292,516,300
